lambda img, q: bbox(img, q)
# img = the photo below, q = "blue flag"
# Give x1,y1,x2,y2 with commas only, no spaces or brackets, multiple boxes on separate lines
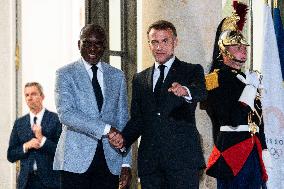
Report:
273,8,284,81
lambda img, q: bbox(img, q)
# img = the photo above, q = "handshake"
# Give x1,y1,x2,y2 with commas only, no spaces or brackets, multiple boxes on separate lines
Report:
107,127,125,150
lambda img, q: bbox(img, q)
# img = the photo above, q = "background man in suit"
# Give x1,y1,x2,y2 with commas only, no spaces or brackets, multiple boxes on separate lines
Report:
110,20,207,189
7,82,61,189
53,24,131,189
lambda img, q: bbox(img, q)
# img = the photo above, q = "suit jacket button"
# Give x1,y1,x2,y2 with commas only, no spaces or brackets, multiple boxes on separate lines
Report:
157,112,161,116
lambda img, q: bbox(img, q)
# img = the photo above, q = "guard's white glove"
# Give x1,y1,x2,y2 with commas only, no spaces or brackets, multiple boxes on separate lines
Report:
262,149,273,171
237,71,261,111
237,70,261,88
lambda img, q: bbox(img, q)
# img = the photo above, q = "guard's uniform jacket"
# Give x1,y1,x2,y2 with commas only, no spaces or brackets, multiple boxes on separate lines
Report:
205,63,268,181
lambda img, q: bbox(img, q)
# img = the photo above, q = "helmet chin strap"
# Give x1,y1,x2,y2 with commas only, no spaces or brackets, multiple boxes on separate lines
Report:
232,58,246,63
220,47,246,66
222,49,245,63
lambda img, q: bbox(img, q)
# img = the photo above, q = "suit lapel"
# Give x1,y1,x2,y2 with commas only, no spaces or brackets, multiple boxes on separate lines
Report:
75,60,100,113
101,63,112,112
146,65,154,93
163,58,180,89
23,115,35,139
145,66,158,112
159,58,182,111
41,110,49,132
75,60,95,94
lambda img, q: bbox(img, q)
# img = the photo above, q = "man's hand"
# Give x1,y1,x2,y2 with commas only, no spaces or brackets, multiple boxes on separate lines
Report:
237,70,261,89
32,124,44,141
108,127,124,149
237,70,262,111
119,167,132,189
168,82,188,97
108,127,120,140
24,138,41,152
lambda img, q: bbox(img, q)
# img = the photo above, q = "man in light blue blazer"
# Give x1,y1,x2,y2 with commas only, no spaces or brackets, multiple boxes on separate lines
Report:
53,24,131,189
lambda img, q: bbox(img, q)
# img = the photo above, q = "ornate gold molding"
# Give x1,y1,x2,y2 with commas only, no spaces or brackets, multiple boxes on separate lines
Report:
15,44,20,71
274,0,278,8
16,161,20,174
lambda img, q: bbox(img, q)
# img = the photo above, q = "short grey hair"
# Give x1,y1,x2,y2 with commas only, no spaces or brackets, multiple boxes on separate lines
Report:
24,82,44,96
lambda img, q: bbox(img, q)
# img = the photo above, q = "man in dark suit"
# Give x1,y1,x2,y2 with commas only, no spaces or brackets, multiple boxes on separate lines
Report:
7,82,61,189
110,20,207,189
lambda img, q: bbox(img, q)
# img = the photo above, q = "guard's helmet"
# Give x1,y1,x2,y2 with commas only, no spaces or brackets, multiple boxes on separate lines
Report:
218,12,249,60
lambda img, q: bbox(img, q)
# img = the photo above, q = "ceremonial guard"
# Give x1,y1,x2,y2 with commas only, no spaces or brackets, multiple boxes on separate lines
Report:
204,1,272,188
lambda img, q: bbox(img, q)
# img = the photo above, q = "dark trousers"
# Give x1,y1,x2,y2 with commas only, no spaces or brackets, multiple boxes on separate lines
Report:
217,148,265,189
60,140,119,189
25,172,49,189
140,168,200,189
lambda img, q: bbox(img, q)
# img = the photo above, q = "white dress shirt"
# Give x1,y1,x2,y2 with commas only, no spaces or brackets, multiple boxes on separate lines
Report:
83,58,130,168
83,59,105,96
29,108,45,128
153,56,175,91
153,56,192,101
83,58,111,135
24,108,47,170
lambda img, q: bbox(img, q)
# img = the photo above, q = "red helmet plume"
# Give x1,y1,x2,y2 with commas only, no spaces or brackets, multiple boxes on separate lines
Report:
233,0,249,31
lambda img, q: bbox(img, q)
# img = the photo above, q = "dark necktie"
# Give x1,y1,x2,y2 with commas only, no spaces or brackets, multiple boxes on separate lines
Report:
154,65,166,105
33,116,37,124
91,66,104,111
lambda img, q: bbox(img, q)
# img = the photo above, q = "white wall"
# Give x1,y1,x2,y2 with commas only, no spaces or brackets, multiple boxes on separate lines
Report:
0,1,84,188
21,0,85,113
0,0,16,188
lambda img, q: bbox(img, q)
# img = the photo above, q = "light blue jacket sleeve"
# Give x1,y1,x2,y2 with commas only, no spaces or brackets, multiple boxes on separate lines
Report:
55,69,105,140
